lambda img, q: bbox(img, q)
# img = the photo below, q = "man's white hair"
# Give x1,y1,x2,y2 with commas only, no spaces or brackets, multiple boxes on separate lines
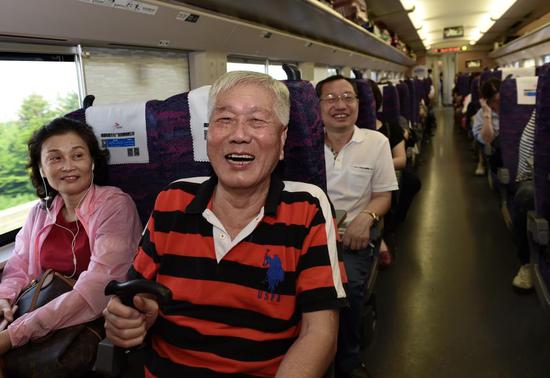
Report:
207,71,290,126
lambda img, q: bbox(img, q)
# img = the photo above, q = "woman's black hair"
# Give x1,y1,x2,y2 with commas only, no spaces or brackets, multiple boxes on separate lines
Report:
480,77,501,101
368,79,382,112
27,117,109,201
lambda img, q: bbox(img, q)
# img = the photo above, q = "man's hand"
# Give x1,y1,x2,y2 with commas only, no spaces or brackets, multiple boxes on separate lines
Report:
342,212,374,250
103,295,159,349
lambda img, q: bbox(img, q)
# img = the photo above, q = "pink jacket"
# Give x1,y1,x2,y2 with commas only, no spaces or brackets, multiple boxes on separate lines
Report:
0,185,142,347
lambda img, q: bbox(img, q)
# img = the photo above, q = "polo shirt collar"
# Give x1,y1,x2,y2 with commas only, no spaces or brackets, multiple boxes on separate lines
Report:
350,125,366,143
185,174,284,216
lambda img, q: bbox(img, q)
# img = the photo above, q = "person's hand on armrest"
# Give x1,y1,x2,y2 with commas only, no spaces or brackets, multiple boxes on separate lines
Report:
103,295,159,348
343,212,374,251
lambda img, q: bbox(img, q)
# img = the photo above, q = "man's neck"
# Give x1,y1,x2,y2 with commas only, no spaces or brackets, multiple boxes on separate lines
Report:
325,126,355,154
211,180,270,239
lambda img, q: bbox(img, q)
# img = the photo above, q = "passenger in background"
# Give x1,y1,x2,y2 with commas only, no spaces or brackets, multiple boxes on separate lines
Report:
472,78,502,173
104,71,346,377
0,118,141,355
369,80,406,267
317,75,398,378
510,110,536,290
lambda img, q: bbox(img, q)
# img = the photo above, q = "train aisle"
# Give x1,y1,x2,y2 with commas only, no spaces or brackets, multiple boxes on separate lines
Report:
365,108,550,378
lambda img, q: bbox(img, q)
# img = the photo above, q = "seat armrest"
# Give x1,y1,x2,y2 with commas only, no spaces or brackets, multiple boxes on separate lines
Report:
369,219,384,241
94,338,124,376
497,168,510,185
527,211,549,246
335,210,347,228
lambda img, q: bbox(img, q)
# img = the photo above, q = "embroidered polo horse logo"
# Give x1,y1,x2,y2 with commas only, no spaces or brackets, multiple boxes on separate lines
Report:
258,251,284,302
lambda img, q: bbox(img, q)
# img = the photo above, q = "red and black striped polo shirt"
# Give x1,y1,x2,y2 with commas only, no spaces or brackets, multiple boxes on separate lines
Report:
129,175,347,377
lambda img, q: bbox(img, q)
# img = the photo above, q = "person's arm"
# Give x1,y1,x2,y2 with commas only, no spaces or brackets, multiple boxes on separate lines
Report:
0,205,41,306
6,193,142,348
342,191,392,250
471,108,485,144
479,98,496,145
392,140,406,170
275,310,338,378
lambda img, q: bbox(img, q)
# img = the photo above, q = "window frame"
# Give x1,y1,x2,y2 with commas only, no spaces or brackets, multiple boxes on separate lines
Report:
0,44,82,247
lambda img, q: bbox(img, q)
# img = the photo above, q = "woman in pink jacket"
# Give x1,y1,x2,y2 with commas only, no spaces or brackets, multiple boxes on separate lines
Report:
0,117,142,353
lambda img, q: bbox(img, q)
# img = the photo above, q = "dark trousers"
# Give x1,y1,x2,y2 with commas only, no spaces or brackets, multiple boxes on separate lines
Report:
510,181,535,264
336,245,375,373
395,168,421,223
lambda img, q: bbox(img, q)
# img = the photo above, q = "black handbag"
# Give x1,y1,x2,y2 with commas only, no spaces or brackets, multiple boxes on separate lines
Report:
3,269,104,378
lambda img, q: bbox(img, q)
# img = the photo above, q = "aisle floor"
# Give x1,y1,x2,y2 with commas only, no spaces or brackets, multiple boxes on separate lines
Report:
364,108,550,378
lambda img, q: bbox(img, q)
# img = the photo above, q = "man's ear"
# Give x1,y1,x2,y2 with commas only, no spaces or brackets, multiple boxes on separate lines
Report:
279,126,288,160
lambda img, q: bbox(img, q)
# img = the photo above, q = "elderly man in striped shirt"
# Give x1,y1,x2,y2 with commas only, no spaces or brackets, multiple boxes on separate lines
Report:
104,71,347,377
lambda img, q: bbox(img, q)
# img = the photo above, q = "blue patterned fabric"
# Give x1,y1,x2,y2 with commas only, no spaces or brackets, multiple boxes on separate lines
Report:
456,74,470,97
355,79,377,130
470,76,480,109
499,78,535,184
397,83,411,122
534,64,550,221
382,84,400,126
480,70,502,87
405,79,418,125
66,80,326,224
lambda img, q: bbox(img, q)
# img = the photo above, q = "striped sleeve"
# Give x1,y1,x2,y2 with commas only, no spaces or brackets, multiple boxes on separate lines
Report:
516,110,536,182
284,182,347,313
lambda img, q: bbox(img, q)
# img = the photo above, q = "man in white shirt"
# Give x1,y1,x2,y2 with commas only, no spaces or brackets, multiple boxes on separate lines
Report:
316,75,398,378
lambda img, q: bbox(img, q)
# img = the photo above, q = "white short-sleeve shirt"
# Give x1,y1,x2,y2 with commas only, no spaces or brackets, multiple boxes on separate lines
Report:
325,126,399,226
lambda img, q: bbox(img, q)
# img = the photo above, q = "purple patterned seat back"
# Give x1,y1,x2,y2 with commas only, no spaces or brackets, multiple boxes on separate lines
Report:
381,84,400,126
66,81,326,224
480,70,502,87
499,78,535,183
405,79,418,125
534,64,550,220
397,83,411,122
276,80,326,191
65,93,212,223
470,76,480,109
355,79,377,130
456,75,470,97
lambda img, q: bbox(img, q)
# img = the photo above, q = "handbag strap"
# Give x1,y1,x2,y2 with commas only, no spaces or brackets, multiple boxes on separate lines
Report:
28,270,76,312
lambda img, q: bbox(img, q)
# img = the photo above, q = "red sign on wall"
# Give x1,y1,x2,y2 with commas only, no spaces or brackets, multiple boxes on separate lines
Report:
431,47,461,53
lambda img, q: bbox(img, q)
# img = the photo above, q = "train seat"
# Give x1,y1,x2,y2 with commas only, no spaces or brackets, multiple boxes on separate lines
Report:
529,63,550,312
405,79,418,128
497,76,537,226
66,79,327,224
396,82,411,124
380,83,401,126
479,69,503,88
456,74,471,98
354,78,377,130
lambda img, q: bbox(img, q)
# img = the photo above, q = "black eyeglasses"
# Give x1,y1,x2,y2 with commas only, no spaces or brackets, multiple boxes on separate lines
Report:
319,92,358,104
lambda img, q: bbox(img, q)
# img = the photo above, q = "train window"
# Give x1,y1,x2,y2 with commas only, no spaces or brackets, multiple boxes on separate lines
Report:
522,58,535,68
227,61,266,74
0,53,80,242
543,55,550,64
81,47,189,105
267,64,288,80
